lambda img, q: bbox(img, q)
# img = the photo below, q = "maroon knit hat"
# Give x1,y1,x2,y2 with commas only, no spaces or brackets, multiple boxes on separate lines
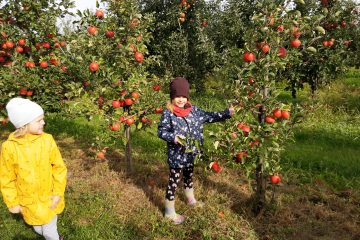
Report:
170,77,190,99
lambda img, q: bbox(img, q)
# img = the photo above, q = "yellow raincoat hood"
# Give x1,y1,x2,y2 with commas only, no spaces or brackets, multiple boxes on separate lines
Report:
0,132,67,225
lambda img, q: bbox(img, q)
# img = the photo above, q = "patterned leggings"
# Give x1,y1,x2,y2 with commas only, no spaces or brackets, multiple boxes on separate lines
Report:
165,167,194,200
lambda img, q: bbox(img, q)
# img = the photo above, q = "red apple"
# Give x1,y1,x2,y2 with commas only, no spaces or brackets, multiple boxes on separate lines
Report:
153,84,161,91
250,140,260,148
290,39,301,48
261,44,270,54
265,115,275,124
131,91,140,99
26,90,33,96
97,151,105,159
341,20,347,29
82,81,91,87
89,62,99,72
126,117,135,125
110,123,121,131
210,161,222,173
39,61,48,68
61,65,67,72
141,117,148,123
248,77,254,85
95,9,104,18
87,26,98,35
134,52,144,63
25,61,35,68
281,110,290,119
5,41,14,49
112,100,121,108
19,88,28,96
272,108,282,119
243,52,256,62
105,31,115,38
15,46,23,53
18,39,26,46
42,42,51,49
278,47,287,58
235,151,248,163
270,175,281,184
155,107,163,114
237,122,251,135
124,98,133,106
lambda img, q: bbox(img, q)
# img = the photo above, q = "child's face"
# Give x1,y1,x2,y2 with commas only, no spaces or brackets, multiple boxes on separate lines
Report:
172,96,188,108
28,115,45,135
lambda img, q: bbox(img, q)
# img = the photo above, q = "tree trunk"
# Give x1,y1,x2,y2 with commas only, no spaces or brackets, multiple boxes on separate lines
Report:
253,159,266,215
125,125,133,173
310,77,318,97
252,88,268,215
291,88,297,99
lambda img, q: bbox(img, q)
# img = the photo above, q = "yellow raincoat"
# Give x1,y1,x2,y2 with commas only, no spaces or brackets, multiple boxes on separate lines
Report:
0,132,67,225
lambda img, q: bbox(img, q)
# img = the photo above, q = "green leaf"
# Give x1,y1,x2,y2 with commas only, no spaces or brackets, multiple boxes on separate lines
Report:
315,26,326,35
76,10,82,17
306,47,317,53
214,141,220,150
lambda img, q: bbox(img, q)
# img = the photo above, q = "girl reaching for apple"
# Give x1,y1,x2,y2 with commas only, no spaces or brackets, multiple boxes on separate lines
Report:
158,77,234,224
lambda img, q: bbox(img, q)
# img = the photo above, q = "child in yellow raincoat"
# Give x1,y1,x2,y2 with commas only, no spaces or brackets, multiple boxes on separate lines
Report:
0,98,67,240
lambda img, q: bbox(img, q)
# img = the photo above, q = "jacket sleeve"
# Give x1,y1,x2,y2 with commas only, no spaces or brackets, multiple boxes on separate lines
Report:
49,136,67,197
158,110,176,143
0,142,20,208
195,106,232,124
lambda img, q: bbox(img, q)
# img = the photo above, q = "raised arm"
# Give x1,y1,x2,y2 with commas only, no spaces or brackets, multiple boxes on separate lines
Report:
195,106,232,124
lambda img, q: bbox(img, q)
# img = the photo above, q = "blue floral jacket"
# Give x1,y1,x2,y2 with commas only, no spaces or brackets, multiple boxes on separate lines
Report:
158,105,231,168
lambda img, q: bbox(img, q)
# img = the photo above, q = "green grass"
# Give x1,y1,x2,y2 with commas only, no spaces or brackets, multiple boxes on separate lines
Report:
280,70,360,189
0,69,360,239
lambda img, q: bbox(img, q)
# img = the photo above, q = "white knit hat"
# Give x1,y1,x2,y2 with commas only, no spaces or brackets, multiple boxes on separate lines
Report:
6,98,44,129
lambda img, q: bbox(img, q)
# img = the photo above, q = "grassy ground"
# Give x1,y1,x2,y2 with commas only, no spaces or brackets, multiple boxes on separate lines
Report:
0,69,359,239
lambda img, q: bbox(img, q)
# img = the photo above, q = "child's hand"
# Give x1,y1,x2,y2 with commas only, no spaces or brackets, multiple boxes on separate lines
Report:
9,205,22,214
50,196,61,209
229,106,235,116
174,135,186,146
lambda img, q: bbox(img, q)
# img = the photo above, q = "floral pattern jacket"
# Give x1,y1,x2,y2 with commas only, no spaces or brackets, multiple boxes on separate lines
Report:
158,105,231,168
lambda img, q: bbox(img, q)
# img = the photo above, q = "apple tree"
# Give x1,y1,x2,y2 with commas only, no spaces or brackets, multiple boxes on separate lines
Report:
206,0,332,214
138,0,219,92
0,0,74,124
57,0,166,171
281,0,360,97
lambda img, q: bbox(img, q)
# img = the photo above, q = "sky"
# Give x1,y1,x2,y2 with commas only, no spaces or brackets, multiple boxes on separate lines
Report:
72,0,97,11
69,0,360,15
72,0,360,9
57,0,101,31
